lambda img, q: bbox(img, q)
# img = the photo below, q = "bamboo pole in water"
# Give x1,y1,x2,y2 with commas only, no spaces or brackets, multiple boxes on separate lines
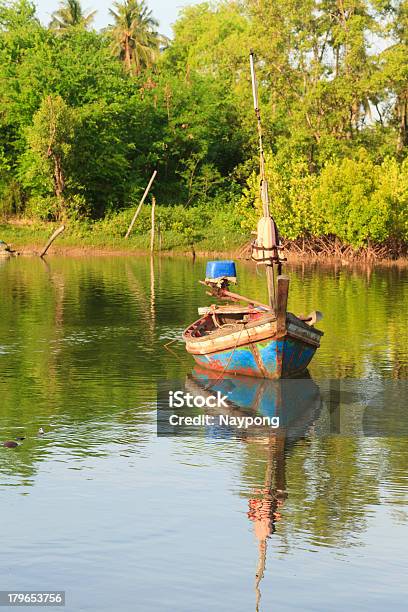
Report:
125,170,157,239
150,196,156,253
150,254,155,334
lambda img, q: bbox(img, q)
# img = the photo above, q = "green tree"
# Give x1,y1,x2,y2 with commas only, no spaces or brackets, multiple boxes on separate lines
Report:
25,95,78,219
0,0,46,212
49,0,96,32
107,0,162,74
246,0,381,167
148,71,246,205
69,95,159,217
377,1,408,152
0,0,38,28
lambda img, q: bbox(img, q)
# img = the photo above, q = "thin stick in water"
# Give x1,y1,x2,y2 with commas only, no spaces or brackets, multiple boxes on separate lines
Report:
150,196,156,253
39,225,65,258
125,170,157,239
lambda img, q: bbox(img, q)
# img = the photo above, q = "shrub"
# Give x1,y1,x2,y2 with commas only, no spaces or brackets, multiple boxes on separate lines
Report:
25,196,60,221
238,149,408,247
313,152,408,247
236,152,317,239
0,180,24,219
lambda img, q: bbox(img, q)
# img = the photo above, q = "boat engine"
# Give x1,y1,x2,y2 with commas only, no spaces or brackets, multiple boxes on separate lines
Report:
205,260,237,290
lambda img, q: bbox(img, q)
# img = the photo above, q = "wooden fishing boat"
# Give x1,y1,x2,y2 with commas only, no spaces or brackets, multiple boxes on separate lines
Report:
183,52,324,379
183,299,323,379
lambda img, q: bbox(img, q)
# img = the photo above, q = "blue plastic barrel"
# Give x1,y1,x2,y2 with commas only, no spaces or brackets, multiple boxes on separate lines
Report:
205,260,237,280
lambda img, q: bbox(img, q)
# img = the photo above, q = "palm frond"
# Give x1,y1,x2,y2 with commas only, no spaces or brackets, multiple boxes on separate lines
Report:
49,0,96,31
107,0,162,74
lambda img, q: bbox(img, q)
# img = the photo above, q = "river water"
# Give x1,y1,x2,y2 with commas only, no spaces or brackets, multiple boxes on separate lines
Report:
0,256,407,611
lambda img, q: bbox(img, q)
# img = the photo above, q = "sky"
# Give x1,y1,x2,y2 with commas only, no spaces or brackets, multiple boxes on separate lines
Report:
34,0,200,37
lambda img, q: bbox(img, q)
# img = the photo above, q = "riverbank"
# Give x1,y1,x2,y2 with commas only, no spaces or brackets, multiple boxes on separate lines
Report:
0,219,245,257
1,220,408,266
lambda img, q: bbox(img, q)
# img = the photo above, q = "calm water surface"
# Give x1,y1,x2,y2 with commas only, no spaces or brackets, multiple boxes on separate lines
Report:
0,256,407,612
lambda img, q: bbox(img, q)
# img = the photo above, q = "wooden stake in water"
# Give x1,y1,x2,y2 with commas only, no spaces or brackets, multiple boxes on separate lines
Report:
125,170,157,239
150,196,156,253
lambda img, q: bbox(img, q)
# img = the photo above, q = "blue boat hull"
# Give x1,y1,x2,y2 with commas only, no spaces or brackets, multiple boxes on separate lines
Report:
192,334,317,379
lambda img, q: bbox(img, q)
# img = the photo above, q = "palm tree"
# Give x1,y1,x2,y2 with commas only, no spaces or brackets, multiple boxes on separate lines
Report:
108,0,163,75
50,0,96,31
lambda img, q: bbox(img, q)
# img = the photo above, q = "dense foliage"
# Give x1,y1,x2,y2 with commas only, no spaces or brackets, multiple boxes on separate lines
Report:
1,0,408,248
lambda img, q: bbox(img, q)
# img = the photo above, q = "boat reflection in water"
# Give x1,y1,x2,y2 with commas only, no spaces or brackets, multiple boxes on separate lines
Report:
186,368,323,612
187,367,322,441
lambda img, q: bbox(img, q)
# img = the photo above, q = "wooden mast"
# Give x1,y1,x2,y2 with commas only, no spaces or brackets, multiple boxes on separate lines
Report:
250,51,276,311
